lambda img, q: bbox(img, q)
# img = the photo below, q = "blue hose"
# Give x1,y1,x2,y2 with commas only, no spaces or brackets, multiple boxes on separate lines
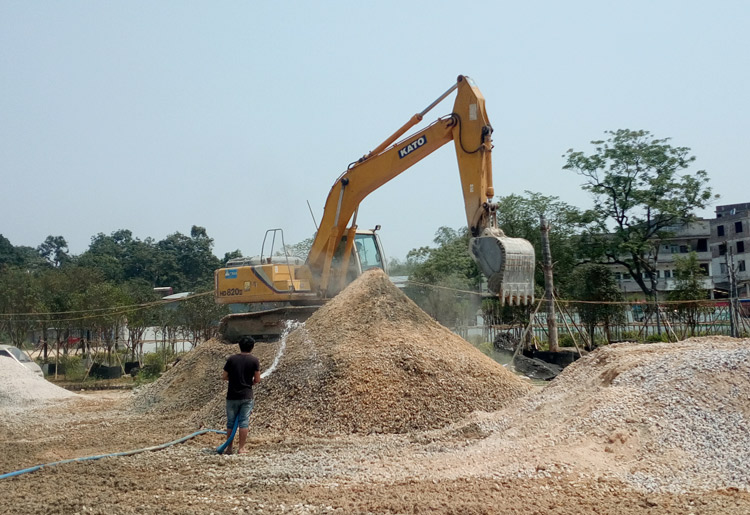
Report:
0,428,228,481
215,414,240,455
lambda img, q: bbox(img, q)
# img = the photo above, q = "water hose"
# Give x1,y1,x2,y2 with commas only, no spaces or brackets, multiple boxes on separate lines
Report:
0,428,228,481
215,414,240,455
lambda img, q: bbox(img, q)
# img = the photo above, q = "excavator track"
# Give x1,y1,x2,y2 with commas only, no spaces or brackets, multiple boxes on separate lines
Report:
219,306,320,343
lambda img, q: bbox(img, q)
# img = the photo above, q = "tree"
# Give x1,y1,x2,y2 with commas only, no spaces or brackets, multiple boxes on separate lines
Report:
156,226,221,291
407,227,481,288
176,288,228,346
667,252,710,337
282,236,315,260
570,264,625,348
495,191,583,296
37,235,70,268
123,279,161,361
0,267,43,347
564,129,715,298
404,227,481,328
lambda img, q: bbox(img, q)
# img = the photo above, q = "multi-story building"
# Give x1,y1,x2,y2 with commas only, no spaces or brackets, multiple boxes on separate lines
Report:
711,203,750,298
612,219,713,297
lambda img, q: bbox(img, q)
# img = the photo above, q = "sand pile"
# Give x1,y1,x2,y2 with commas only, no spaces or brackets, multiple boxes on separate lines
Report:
0,358,75,409
132,337,279,415
136,269,532,435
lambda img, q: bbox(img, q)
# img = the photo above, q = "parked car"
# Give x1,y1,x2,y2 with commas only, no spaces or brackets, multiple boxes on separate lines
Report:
0,344,44,377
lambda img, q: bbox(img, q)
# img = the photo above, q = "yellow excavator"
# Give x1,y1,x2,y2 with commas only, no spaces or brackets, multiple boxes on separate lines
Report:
215,75,535,341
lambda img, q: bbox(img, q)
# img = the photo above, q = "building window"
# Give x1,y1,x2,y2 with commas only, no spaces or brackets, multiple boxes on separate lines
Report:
738,241,745,253
614,272,621,280
719,243,727,256
671,245,680,254
664,270,671,279
739,260,746,272
622,273,631,280
736,221,743,233
718,225,725,236
720,263,727,274
697,239,708,252
680,245,689,253
699,263,709,275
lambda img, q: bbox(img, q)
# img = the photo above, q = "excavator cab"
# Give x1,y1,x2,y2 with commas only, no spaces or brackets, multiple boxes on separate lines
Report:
327,228,388,296
353,231,387,274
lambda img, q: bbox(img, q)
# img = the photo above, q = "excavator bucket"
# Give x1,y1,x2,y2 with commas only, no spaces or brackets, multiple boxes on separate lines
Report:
470,228,535,305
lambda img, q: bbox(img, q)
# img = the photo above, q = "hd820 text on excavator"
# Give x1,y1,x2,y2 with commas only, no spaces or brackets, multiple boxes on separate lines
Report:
214,75,535,342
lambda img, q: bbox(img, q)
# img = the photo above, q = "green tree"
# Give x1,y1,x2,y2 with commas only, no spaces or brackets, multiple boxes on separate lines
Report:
570,264,625,347
37,235,70,268
223,249,243,264
282,236,315,260
155,226,221,291
404,227,481,328
123,279,161,361
495,191,583,295
387,257,414,276
0,267,43,347
564,129,715,298
667,252,710,337
37,265,102,362
176,288,229,345
408,227,480,288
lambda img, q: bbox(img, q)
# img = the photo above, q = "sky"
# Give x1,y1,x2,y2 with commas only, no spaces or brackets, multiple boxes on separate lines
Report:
2,1,749,262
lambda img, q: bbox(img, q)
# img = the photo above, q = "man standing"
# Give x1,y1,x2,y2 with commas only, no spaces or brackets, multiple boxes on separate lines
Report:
221,336,261,454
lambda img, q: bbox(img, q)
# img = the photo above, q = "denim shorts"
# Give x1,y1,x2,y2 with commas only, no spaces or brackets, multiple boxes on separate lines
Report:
226,399,254,429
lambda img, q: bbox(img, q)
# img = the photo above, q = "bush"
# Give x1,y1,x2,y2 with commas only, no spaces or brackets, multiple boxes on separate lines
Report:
50,355,86,381
558,334,576,347
646,332,669,343
619,331,642,342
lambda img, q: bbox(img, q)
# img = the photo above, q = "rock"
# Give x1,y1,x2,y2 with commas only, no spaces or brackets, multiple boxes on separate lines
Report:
512,355,562,381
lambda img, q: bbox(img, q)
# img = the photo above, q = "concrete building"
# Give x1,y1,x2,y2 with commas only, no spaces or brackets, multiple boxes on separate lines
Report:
612,219,713,296
710,203,750,298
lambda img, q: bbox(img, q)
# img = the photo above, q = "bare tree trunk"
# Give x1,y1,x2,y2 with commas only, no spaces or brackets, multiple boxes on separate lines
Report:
540,216,559,352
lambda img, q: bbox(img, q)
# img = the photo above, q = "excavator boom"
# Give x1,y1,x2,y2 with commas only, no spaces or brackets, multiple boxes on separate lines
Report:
215,75,534,341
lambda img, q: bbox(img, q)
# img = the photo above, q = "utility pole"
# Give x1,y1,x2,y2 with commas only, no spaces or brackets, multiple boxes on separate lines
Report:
540,215,559,352
726,245,739,337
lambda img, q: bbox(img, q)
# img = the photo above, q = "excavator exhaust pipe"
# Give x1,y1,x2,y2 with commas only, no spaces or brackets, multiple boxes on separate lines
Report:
470,228,535,305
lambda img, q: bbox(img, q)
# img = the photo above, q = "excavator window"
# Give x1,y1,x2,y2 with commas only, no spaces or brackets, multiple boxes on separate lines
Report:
354,233,384,272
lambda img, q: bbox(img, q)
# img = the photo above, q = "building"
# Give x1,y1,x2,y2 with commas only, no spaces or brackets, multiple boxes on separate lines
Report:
710,203,750,298
612,219,713,297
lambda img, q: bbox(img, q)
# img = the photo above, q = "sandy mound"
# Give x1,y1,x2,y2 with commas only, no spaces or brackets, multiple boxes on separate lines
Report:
135,269,532,435
0,358,75,408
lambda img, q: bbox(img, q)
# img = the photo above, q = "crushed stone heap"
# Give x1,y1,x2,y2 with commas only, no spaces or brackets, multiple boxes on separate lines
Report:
135,269,532,435
0,358,75,409
509,336,750,493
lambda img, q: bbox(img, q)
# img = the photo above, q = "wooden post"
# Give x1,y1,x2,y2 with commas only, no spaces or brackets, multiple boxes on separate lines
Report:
540,215,559,352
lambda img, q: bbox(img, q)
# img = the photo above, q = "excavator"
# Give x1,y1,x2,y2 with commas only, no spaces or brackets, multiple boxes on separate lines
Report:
215,75,535,342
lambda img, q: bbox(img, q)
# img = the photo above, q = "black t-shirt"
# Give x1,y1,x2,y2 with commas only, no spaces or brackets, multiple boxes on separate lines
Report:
223,353,260,400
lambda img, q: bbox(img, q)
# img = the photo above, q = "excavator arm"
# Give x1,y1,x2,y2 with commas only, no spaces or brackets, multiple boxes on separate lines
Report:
305,75,535,304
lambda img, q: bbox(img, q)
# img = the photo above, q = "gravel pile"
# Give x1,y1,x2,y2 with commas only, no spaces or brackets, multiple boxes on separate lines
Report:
0,357,75,409
135,269,532,435
491,337,750,493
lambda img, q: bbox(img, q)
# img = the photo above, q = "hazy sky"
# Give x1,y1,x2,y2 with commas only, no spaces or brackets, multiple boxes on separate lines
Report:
2,1,748,262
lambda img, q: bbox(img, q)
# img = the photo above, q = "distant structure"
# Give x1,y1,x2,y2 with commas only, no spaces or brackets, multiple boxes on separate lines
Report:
610,219,713,297
608,203,750,300
711,203,750,298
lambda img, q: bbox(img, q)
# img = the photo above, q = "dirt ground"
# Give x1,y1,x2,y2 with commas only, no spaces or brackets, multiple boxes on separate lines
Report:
1,390,749,514
2,272,749,513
